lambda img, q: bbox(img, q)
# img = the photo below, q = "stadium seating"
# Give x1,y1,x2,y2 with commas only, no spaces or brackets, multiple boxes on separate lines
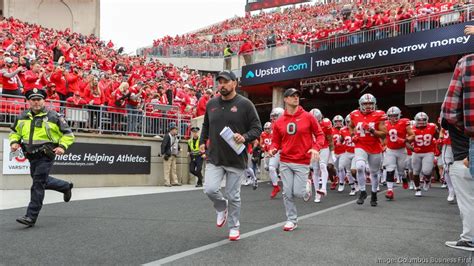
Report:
146,1,470,57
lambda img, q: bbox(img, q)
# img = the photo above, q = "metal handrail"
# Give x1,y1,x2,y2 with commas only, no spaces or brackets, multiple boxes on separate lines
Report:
309,5,473,52
141,5,473,59
0,95,192,139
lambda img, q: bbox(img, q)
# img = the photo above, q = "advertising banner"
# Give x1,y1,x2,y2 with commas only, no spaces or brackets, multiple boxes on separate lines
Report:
2,140,151,175
241,22,474,86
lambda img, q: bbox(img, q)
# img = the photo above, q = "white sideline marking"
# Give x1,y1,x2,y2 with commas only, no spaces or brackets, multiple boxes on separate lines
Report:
0,186,203,210
144,199,356,265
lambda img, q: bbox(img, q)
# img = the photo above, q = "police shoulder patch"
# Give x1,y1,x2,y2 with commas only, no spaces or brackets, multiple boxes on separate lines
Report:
58,115,67,124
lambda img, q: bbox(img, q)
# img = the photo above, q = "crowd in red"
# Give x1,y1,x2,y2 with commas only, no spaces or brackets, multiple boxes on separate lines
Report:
0,16,217,127
148,1,468,56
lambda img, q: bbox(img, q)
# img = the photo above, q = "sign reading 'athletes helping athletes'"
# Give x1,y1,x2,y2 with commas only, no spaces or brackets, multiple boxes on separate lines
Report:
2,140,151,175
241,22,474,86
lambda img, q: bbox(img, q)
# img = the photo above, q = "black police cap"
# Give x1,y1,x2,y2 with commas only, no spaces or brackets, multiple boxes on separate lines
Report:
25,88,47,100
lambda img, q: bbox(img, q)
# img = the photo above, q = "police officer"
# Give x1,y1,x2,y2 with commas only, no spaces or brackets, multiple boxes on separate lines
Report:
188,127,204,187
10,88,75,227
223,44,233,70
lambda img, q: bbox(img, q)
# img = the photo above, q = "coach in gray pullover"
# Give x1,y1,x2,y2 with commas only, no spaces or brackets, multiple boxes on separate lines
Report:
199,70,261,241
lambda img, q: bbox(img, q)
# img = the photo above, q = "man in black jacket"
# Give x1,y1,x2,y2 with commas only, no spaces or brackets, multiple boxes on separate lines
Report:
200,71,262,241
161,122,181,187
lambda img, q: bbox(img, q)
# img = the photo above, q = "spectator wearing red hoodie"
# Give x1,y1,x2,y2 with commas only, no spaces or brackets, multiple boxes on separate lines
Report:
66,90,87,108
23,62,47,93
269,88,325,232
86,82,104,129
66,90,88,130
49,64,68,101
109,82,129,133
238,38,254,65
176,84,192,113
64,68,81,97
46,84,61,101
196,89,213,117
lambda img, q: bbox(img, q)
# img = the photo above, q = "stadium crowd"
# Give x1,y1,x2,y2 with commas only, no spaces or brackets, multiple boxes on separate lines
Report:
0,16,219,136
147,1,470,57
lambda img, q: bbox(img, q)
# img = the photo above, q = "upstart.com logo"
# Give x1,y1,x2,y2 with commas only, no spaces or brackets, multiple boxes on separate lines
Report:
246,71,255,79
245,62,308,79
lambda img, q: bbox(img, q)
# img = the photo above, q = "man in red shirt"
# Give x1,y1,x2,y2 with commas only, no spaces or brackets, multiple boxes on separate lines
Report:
383,106,415,200
410,112,437,197
332,115,347,192
23,62,47,92
309,108,333,203
1,57,24,96
66,91,87,108
196,89,212,117
260,121,272,171
349,93,387,207
49,66,68,101
238,39,253,65
270,88,324,231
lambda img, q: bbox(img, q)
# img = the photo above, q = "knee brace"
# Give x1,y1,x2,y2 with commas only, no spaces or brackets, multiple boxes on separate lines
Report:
386,170,395,182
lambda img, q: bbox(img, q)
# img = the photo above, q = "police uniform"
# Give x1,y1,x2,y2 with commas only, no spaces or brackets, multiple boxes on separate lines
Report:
223,46,233,70
9,88,75,227
188,127,203,187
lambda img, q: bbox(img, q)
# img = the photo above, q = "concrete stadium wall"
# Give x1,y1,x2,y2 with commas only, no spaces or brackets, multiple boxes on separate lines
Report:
0,113,270,189
0,128,196,189
3,0,100,37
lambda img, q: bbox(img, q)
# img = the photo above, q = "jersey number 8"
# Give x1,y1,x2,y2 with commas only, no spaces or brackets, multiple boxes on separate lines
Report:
388,129,398,142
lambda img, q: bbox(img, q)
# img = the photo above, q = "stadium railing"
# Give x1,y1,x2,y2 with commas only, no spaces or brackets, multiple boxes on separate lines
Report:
143,4,473,63
309,4,474,53
0,95,192,139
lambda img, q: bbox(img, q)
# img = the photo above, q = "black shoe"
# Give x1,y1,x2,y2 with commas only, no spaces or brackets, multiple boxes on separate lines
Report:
357,191,367,205
16,216,35,227
370,192,378,207
172,183,182,186
195,183,203,187
64,183,73,202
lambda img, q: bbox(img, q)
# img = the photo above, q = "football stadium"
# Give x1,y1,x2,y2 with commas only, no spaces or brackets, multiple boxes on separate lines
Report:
1,0,473,264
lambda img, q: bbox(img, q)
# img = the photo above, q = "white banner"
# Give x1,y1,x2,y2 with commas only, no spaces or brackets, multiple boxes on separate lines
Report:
2,139,30,175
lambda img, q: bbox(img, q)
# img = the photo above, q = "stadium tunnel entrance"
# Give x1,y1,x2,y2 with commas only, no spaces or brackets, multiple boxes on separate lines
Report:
240,54,462,125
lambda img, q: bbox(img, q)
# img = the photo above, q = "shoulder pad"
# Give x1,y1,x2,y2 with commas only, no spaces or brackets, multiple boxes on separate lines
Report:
350,110,359,115
400,118,410,126
375,110,387,120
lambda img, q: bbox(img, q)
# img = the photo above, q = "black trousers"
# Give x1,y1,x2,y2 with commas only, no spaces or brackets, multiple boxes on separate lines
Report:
189,155,203,185
26,156,69,220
